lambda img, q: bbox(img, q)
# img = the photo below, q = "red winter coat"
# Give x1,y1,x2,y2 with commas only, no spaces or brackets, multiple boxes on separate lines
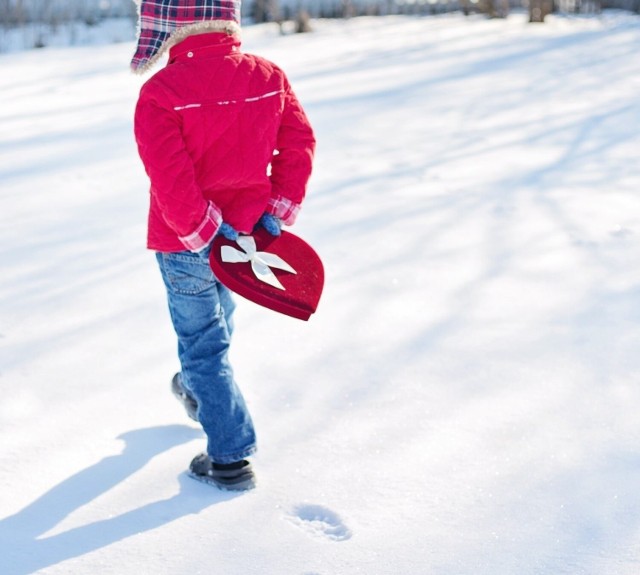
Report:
134,32,315,253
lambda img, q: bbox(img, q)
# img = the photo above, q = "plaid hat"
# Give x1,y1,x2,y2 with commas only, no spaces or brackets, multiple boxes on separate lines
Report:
131,0,242,74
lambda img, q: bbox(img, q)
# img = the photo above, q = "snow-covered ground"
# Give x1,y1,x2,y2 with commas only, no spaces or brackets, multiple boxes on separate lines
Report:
0,16,136,53
2,11,640,575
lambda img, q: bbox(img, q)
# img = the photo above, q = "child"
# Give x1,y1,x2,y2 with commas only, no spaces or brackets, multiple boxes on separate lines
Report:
131,0,315,490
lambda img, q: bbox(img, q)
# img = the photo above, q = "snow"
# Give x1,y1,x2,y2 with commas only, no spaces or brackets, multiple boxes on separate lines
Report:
2,10,640,575
0,17,137,53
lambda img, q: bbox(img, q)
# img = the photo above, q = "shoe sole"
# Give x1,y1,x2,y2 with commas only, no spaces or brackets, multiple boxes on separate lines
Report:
187,469,256,491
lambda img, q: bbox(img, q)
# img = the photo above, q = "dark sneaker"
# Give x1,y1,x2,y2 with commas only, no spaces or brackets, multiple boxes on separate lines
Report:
171,373,198,421
188,452,256,491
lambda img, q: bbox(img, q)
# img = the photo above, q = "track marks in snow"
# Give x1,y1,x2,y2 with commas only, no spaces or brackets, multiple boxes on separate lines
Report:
287,504,352,542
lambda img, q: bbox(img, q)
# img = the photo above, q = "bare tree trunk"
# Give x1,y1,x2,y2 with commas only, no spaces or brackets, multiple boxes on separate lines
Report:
529,0,554,22
294,9,312,33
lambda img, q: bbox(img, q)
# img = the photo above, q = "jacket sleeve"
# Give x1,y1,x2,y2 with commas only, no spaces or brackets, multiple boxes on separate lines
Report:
134,85,221,252
267,77,316,225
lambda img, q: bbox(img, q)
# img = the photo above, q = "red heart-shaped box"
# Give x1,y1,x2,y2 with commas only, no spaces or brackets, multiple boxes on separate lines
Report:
209,229,324,321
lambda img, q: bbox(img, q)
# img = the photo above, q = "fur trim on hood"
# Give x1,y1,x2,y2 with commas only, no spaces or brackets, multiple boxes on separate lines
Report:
131,0,241,74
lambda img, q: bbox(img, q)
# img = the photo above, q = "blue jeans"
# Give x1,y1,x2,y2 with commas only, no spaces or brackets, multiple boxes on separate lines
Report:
156,246,257,464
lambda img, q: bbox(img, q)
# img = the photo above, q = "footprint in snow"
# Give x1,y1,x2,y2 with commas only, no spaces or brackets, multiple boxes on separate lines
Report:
287,504,352,542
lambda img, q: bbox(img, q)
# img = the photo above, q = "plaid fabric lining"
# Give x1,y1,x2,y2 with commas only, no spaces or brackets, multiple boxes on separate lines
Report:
131,0,241,72
267,196,301,226
179,201,223,252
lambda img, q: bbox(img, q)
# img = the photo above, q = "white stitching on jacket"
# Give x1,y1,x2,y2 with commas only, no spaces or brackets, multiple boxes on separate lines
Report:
174,90,282,111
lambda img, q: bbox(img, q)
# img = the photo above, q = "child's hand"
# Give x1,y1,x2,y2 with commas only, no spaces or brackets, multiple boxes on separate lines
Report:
218,222,239,241
259,213,282,237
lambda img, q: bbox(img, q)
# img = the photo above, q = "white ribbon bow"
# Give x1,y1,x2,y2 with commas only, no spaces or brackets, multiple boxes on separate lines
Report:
221,235,296,291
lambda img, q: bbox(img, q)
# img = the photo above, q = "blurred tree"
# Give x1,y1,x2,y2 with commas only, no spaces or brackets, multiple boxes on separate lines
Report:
478,0,511,17
250,0,280,23
529,0,554,21
295,8,312,32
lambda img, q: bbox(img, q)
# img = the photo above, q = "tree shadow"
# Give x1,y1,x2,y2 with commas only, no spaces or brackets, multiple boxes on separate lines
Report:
0,425,239,575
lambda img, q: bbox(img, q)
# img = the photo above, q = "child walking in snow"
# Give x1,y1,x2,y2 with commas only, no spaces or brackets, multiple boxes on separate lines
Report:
131,0,315,490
